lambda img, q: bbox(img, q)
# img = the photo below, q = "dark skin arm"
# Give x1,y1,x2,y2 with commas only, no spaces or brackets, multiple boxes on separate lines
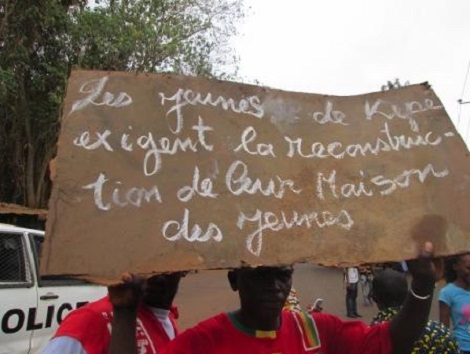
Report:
108,273,143,354
388,242,440,354
439,301,451,328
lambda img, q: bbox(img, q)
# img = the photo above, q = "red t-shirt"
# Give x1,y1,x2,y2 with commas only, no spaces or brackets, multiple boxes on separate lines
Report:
162,310,391,354
54,296,179,354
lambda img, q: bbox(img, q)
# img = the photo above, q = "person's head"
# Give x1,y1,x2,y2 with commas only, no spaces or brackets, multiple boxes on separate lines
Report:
445,252,470,286
227,265,293,328
142,272,184,309
371,268,408,310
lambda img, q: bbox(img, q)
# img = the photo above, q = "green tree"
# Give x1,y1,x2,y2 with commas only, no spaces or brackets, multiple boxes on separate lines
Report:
381,78,410,91
69,0,243,78
0,0,244,208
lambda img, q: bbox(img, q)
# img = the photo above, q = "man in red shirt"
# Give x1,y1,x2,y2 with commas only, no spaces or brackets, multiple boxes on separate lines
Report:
110,242,438,354
42,272,183,354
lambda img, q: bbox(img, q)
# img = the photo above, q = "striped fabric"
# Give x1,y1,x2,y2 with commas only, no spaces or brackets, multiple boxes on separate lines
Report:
292,311,321,351
228,312,277,339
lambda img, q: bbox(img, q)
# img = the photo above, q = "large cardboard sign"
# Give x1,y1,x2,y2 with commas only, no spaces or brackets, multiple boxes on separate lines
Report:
41,70,470,281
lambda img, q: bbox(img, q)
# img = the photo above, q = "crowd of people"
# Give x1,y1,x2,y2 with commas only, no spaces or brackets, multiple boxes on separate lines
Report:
40,247,470,354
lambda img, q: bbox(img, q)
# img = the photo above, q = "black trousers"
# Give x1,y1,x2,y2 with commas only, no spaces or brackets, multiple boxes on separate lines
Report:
346,282,358,315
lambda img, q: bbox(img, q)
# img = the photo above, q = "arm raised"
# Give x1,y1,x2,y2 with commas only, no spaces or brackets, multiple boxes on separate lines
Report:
389,242,440,354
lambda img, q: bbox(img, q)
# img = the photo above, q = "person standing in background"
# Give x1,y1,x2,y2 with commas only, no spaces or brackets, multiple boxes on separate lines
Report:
359,265,374,306
283,287,302,313
439,252,470,354
345,267,361,318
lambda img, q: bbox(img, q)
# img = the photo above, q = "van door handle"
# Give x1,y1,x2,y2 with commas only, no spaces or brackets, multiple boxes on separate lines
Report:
40,293,59,300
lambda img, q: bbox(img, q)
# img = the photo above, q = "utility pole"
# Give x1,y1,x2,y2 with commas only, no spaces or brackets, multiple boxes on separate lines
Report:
459,98,470,147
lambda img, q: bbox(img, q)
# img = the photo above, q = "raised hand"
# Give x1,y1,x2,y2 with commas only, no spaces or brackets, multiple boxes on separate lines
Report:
108,272,146,310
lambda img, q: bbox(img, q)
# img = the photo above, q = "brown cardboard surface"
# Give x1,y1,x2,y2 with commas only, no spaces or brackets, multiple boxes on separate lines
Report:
41,70,470,282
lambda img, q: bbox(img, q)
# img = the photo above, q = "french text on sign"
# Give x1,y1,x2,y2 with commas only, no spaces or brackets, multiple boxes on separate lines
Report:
82,173,162,210
284,122,443,160
73,116,214,176
69,77,132,115
159,87,264,134
237,208,354,256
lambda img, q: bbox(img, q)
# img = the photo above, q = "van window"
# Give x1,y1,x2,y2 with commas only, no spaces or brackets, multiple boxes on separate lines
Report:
0,232,31,286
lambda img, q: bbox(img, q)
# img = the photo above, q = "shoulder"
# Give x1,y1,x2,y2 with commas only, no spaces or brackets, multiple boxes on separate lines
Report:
51,297,114,353
42,336,87,354
309,310,389,335
417,320,460,351
309,311,343,327
66,296,112,313
54,297,112,337
176,313,228,338
439,283,457,299
192,312,227,325
302,311,391,352
440,282,454,290
67,296,112,319
287,311,344,337
425,319,454,334
164,313,228,352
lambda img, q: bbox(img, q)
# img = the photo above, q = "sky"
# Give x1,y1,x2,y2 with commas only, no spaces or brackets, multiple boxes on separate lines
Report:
232,0,470,147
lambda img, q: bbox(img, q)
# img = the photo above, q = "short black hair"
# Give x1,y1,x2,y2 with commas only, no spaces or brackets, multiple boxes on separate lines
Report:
372,268,408,309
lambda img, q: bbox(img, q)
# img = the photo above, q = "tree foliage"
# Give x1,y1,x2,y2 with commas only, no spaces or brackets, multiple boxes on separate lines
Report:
70,0,242,78
0,0,244,208
381,78,410,91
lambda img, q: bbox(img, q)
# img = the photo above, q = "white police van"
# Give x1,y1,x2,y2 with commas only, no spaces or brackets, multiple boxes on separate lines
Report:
0,223,107,354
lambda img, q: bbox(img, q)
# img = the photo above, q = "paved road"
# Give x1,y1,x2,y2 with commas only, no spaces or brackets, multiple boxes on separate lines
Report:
175,264,442,330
